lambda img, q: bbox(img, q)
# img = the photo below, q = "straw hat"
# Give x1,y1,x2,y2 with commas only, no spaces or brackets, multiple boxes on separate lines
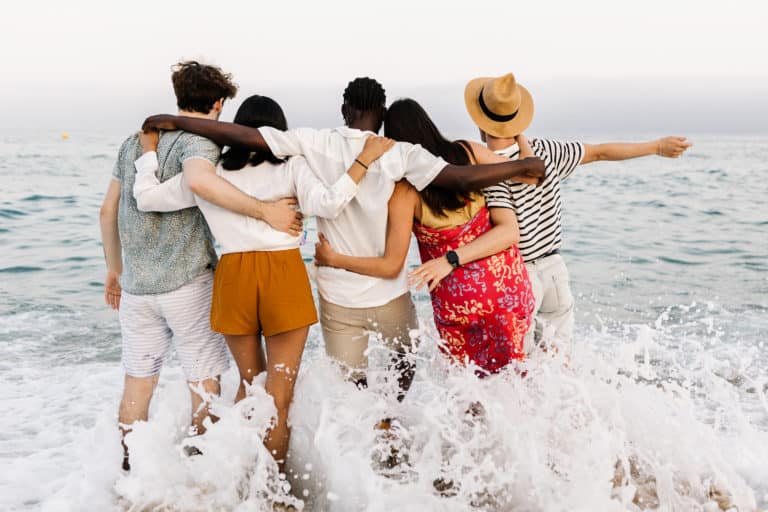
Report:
464,73,534,138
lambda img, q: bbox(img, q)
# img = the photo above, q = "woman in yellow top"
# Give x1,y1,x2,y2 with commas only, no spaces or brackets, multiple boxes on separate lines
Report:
315,99,536,375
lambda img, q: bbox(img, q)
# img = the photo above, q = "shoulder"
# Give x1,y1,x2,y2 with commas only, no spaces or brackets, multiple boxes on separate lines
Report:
114,133,141,167
117,133,139,155
178,132,219,151
530,137,582,156
291,126,326,142
177,132,220,162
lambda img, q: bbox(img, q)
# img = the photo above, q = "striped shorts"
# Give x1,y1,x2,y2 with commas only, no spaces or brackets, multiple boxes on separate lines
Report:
119,271,229,382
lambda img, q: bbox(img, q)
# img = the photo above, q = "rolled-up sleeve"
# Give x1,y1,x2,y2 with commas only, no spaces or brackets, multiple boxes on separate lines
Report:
292,157,358,219
133,151,197,212
398,143,447,192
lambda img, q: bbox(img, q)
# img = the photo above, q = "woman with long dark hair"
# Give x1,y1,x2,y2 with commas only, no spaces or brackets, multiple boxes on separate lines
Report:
133,95,394,469
315,98,535,375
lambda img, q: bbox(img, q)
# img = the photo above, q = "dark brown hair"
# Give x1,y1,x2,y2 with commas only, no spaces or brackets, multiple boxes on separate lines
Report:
171,61,238,114
384,98,476,217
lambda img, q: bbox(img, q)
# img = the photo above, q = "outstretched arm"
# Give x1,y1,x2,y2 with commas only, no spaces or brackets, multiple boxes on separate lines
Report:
581,136,692,165
409,207,520,292
143,115,269,150
314,180,417,278
429,156,545,192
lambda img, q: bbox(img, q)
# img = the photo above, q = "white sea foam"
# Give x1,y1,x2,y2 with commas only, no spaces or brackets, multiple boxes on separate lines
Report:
0,308,759,512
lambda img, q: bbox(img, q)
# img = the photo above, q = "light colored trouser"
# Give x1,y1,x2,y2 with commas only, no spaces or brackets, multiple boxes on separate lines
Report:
524,254,575,354
319,293,419,378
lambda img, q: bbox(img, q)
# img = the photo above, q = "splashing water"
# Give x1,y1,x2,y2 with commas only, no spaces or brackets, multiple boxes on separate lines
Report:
1,134,766,511
31,305,766,512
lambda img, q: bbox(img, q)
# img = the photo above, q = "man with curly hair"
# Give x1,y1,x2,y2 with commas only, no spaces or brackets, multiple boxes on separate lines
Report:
99,61,302,471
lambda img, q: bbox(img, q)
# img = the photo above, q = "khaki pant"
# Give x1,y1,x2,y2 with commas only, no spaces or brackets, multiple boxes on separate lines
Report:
524,254,575,354
319,292,418,379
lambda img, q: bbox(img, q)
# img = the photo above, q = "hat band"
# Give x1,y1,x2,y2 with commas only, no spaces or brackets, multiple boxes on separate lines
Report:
479,87,519,122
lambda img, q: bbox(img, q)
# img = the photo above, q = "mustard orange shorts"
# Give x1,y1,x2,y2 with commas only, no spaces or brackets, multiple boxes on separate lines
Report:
211,249,318,337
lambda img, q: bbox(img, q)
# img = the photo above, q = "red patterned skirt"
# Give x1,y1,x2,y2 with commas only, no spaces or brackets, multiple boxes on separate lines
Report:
413,207,534,375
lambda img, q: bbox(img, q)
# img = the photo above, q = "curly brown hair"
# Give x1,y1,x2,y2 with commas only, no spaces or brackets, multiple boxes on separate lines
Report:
171,60,238,114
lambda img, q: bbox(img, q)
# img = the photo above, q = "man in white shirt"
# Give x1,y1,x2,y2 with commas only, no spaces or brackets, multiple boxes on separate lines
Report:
141,77,545,399
465,73,692,354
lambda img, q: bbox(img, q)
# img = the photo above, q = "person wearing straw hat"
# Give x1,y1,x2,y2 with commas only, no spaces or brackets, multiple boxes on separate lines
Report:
465,73,692,354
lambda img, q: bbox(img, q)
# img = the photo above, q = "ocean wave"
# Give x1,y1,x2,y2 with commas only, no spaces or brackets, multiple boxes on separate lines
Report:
0,265,43,273
0,315,760,512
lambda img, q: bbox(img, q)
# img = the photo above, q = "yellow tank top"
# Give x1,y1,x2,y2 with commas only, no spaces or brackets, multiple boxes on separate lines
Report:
418,192,486,230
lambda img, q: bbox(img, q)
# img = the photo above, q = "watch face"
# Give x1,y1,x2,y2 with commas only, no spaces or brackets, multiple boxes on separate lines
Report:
447,251,460,268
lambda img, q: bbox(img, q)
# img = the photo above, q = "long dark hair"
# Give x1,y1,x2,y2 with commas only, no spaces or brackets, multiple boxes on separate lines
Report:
220,95,287,170
384,98,476,217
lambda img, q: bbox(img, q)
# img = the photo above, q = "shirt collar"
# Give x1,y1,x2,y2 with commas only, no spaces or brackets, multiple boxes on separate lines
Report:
495,142,520,157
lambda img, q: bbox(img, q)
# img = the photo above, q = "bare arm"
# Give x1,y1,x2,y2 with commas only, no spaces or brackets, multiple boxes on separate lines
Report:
313,181,417,278
142,115,268,150
581,136,692,165
409,207,520,292
99,179,122,310
429,156,545,191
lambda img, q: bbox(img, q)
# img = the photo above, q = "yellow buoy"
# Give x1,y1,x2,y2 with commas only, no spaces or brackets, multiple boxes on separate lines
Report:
61,133,69,140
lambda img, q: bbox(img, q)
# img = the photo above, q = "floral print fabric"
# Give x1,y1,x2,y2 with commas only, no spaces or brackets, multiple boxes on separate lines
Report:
413,207,535,374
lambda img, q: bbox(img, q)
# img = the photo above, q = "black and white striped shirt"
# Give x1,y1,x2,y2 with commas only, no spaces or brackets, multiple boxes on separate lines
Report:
483,138,584,263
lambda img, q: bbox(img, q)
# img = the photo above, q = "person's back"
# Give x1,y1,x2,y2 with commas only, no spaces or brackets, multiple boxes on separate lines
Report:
260,125,445,307
114,131,218,294
99,60,238,471
196,158,305,254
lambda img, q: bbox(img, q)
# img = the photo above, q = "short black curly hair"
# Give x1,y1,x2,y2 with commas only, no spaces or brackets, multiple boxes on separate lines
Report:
171,60,238,114
343,77,386,112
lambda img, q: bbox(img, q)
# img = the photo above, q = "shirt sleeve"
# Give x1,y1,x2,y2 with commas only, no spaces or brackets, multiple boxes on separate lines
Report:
111,137,131,181
482,183,516,210
532,138,584,180
291,156,359,219
179,135,221,165
395,142,448,192
260,127,318,159
132,151,197,212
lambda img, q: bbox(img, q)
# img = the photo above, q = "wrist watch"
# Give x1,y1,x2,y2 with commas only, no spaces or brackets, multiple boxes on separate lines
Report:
445,250,460,269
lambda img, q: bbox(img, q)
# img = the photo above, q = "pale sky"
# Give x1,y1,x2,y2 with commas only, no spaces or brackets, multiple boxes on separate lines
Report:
2,0,767,134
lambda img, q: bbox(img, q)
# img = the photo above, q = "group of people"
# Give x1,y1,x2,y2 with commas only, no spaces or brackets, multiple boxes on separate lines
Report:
99,60,691,478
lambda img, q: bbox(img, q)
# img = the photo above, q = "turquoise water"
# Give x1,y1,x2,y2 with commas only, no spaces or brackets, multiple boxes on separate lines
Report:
0,132,766,510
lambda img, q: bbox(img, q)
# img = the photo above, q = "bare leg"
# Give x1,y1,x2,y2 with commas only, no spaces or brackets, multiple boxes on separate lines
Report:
264,326,308,471
188,376,221,435
118,374,159,469
225,334,266,403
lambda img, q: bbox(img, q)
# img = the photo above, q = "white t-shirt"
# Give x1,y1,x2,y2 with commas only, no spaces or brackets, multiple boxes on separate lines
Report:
132,152,359,254
261,126,447,308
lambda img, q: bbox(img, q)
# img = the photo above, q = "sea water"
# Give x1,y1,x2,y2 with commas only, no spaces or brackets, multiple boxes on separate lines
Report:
0,132,766,511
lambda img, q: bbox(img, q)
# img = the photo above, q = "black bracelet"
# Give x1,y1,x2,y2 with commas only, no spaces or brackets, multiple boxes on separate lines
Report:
354,158,369,170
